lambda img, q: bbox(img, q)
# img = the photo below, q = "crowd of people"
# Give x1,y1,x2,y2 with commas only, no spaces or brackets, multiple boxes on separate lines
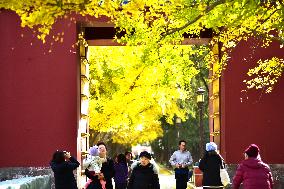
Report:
50,140,274,189
50,141,160,189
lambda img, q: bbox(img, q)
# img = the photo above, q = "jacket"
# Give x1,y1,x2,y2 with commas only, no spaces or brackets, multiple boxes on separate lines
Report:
85,157,115,189
128,163,160,189
233,158,273,189
114,162,128,184
199,153,223,187
50,157,80,189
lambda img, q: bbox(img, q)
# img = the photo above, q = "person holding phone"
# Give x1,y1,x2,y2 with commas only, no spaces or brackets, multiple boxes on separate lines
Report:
50,150,80,189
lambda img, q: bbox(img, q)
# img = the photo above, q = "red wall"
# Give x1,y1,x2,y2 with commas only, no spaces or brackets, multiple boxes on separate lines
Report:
0,10,79,167
221,39,284,164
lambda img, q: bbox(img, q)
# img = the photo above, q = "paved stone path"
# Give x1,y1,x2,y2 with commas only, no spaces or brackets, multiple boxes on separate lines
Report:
159,173,176,189
157,164,195,189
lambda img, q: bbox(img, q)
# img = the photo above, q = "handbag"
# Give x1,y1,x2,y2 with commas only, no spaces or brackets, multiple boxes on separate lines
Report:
220,161,230,186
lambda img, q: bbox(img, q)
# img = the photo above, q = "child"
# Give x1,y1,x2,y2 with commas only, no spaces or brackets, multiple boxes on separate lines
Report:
83,146,107,189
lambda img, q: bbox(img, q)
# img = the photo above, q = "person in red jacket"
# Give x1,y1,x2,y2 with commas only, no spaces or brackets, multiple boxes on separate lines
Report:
233,144,273,189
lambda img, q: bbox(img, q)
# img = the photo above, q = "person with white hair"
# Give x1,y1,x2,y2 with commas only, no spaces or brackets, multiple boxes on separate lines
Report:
198,142,224,189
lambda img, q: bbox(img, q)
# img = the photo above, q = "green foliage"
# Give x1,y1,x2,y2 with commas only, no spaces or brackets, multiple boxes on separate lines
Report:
151,112,209,165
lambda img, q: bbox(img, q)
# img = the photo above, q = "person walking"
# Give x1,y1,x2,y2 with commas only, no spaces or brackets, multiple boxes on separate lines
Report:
233,144,273,189
50,150,80,189
169,140,193,189
127,151,160,189
85,142,115,189
114,153,128,189
198,142,224,189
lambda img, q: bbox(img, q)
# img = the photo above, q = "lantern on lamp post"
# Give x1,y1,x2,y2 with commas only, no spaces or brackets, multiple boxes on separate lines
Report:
197,87,205,159
175,117,182,138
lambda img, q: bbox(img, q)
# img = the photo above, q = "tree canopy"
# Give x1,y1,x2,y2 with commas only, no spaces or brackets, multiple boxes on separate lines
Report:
87,45,209,144
1,0,283,90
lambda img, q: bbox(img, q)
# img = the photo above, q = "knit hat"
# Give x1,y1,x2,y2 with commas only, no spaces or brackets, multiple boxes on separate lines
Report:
206,142,217,152
89,145,99,156
244,144,259,158
139,151,151,160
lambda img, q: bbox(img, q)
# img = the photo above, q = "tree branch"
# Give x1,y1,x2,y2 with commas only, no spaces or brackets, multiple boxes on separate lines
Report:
253,8,280,32
124,66,146,95
163,0,227,36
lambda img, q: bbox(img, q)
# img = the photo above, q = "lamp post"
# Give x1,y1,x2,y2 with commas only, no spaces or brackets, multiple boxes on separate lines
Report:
197,87,205,159
175,117,182,138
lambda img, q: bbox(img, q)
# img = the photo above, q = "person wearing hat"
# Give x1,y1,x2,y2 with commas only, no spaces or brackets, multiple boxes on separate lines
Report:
199,142,224,188
127,151,160,189
233,144,273,189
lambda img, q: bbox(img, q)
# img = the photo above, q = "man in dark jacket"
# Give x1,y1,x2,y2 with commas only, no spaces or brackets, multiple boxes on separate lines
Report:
233,144,273,189
128,151,160,189
50,151,80,189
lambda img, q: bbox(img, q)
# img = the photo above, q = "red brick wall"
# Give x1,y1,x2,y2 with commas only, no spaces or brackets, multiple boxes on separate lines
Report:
0,10,79,167
221,39,284,164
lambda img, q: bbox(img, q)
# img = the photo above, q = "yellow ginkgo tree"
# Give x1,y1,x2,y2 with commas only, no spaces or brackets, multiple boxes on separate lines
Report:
88,45,209,144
